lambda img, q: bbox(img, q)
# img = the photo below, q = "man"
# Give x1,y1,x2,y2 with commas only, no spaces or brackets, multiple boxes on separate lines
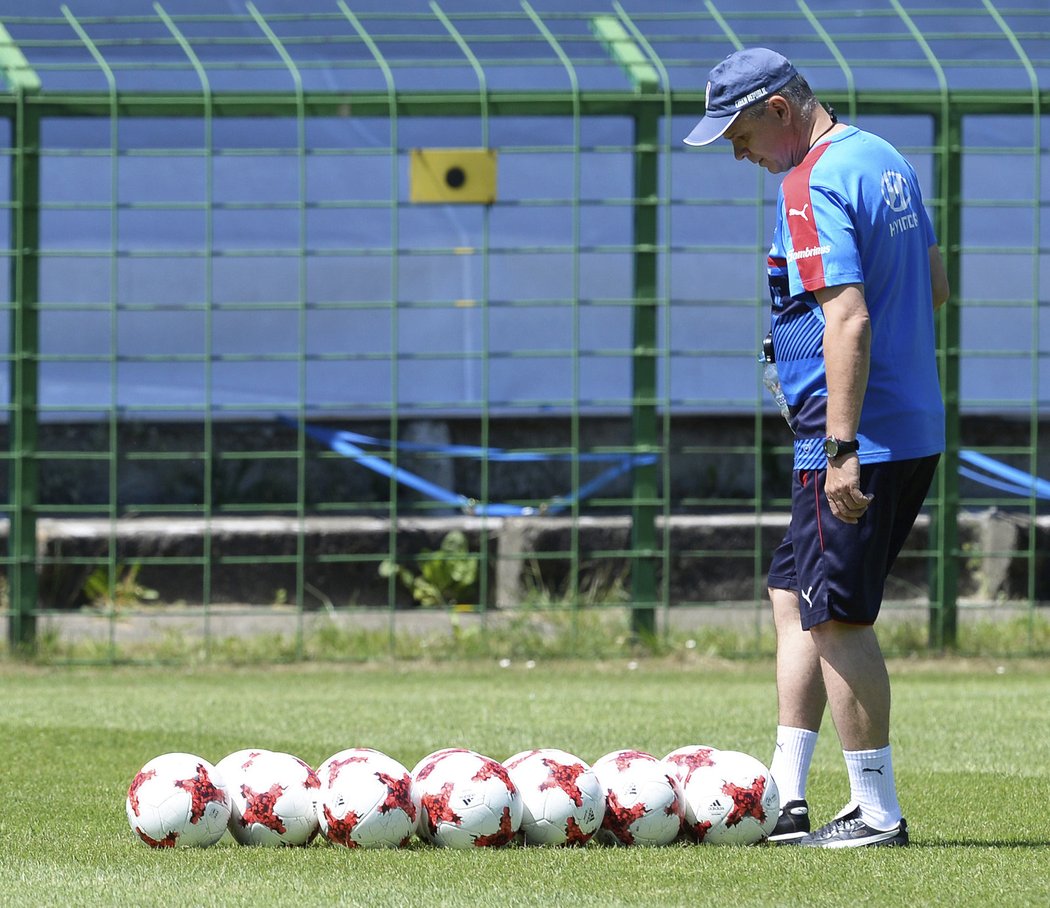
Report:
684,48,949,848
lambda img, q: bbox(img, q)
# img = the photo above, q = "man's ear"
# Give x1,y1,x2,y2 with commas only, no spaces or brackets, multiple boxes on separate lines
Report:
767,95,792,123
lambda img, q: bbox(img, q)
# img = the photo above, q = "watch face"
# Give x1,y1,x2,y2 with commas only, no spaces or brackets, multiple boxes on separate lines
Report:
825,437,857,457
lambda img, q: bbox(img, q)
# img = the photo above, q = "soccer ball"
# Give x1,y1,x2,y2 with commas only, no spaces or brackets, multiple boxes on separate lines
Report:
591,748,660,777
679,749,780,844
413,749,522,848
663,744,720,789
126,752,231,848
409,747,480,779
662,744,721,842
317,748,418,848
214,748,271,783
224,750,321,846
591,749,682,846
503,748,605,846
408,746,482,830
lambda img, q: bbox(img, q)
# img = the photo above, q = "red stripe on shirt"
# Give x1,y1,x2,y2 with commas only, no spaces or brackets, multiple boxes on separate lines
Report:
782,142,833,291
814,470,825,553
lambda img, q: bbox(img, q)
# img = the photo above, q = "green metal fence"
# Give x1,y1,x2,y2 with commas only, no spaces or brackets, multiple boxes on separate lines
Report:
1,2,1047,661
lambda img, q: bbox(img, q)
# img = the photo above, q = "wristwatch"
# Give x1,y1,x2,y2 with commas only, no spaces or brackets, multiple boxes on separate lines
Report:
824,436,860,459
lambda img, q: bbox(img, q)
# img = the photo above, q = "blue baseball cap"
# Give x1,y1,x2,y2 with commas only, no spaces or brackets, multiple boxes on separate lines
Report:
683,48,798,146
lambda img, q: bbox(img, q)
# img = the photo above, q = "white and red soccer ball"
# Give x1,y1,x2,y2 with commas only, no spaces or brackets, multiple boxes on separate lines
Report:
316,748,418,848
591,749,683,846
663,744,720,790
413,749,522,848
222,749,321,846
503,748,605,846
676,749,780,844
410,747,479,777
214,748,271,784
126,752,231,848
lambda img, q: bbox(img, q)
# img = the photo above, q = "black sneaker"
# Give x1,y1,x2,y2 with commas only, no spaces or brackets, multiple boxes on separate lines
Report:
798,804,909,848
767,799,810,844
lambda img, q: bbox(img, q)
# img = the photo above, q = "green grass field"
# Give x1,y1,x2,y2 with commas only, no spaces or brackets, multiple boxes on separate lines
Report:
2,657,1049,907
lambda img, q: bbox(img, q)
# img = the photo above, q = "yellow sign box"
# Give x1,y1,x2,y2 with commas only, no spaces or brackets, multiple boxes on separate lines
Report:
410,148,497,204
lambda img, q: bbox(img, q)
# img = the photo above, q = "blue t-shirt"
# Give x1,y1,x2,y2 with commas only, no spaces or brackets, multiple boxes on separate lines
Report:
767,125,945,470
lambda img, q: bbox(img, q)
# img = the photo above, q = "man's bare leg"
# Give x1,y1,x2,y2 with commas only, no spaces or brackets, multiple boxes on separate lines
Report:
768,587,825,837
808,620,888,750
771,587,826,730
807,620,903,832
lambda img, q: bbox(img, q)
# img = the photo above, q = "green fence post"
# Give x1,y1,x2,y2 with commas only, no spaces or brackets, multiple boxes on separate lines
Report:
8,96,40,651
2,24,42,650
591,16,661,638
629,99,660,639
930,109,963,650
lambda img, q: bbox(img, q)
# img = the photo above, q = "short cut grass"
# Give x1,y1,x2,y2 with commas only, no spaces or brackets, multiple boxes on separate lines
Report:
1,657,1049,907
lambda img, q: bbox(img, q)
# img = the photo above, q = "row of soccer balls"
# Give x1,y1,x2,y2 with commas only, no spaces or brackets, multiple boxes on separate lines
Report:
126,744,781,849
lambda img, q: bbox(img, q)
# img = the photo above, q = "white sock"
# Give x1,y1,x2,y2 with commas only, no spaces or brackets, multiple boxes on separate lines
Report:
844,745,902,829
770,725,818,804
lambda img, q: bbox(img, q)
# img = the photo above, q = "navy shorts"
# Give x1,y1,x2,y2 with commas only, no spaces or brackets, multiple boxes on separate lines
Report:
767,454,940,630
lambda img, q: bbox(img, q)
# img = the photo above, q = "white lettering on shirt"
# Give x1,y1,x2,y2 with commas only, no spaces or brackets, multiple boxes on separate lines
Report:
888,211,920,237
787,244,831,263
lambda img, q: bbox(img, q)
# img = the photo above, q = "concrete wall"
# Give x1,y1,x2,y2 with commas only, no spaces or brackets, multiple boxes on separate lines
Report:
26,510,1049,611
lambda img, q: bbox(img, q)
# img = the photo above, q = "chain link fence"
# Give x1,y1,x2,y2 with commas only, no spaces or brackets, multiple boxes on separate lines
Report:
0,1,1047,661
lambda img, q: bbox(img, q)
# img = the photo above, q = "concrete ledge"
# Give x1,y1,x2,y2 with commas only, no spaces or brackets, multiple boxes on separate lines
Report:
12,510,1047,610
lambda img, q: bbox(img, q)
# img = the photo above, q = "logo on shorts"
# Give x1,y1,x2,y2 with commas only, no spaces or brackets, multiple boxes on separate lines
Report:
800,585,814,608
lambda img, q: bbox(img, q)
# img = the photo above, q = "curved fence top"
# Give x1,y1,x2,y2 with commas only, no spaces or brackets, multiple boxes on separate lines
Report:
0,0,1048,98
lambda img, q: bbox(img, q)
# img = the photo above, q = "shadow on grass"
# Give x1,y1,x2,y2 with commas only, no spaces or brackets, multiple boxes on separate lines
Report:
910,839,1050,848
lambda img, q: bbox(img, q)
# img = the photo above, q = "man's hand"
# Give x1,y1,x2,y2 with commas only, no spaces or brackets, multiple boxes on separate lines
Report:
824,454,873,524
